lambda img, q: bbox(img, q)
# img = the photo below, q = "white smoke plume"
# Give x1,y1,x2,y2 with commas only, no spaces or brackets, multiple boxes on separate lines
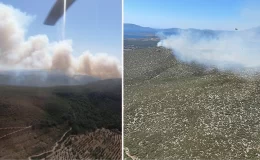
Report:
158,28,260,71
0,3,121,79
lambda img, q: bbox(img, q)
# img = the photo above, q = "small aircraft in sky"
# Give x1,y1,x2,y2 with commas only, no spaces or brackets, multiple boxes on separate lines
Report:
44,0,76,26
235,28,238,30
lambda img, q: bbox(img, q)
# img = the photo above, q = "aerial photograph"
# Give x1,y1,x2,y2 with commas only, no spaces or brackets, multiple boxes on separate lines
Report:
0,0,122,159
124,0,260,159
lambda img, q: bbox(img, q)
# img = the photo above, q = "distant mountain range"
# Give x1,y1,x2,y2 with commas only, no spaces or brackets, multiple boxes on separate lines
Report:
124,23,260,39
0,70,100,87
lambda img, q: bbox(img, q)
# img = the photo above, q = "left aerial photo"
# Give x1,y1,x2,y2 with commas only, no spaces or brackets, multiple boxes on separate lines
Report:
0,0,122,159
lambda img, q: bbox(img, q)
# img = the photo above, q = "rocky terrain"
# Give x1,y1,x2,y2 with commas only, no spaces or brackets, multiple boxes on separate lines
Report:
124,47,260,159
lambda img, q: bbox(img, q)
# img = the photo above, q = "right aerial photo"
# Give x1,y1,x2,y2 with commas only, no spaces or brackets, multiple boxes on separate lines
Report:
124,0,260,159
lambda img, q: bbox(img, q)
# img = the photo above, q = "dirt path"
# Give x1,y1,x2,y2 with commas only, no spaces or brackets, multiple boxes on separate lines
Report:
124,147,140,160
0,126,31,130
0,126,32,140
28,127,72,160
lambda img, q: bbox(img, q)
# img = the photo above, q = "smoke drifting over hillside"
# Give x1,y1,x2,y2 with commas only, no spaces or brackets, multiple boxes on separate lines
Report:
158,29,260,71
0,3,121,79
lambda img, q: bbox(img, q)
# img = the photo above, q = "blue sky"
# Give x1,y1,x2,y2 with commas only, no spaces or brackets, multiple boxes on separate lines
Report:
124,0,260,30
2,0,122,58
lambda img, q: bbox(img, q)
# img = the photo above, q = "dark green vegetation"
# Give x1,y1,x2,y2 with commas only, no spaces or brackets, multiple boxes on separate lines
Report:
124,46,260,159
43,79,122,133
30,79,121,133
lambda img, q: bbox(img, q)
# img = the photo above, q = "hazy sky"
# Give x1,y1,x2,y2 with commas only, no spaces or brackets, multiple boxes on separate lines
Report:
124,0,260,30
2,0,122,58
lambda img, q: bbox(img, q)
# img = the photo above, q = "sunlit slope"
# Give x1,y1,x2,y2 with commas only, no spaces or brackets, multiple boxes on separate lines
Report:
124,47,260,159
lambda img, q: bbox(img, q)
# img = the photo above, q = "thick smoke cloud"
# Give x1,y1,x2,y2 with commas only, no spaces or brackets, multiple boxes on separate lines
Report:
77,52,121,78
0,3,121,79
158,29,260,71
51,40,73,73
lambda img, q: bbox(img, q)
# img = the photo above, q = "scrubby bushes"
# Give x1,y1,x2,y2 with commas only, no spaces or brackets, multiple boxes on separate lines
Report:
41,81,121,134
